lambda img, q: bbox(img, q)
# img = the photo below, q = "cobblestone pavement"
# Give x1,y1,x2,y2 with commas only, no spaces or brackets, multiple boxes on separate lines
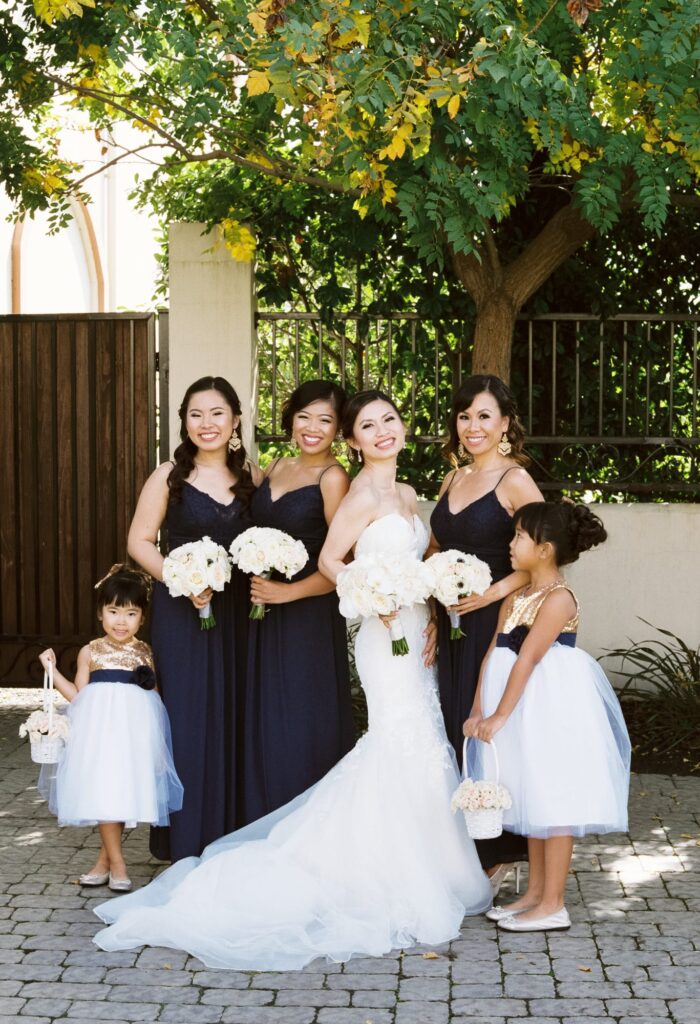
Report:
2,689,700,1024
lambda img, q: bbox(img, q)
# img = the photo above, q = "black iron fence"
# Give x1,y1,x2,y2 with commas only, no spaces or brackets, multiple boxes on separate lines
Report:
255,312,699,498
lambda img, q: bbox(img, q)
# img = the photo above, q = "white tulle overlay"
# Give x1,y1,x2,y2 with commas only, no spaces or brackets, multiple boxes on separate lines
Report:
40,683,183,828
472,644,630,839
93,514,492,969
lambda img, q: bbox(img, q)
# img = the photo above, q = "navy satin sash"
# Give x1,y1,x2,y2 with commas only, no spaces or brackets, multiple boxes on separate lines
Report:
496,624,577,654
89,667,156,690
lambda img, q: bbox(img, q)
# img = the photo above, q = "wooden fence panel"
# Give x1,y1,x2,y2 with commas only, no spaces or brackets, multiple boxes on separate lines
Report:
0,314,157,686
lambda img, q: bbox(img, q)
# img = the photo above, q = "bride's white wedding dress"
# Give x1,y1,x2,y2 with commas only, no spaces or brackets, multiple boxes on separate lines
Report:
94,514,492,969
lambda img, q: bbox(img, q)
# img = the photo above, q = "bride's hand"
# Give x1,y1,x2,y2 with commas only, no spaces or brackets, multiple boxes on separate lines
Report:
422,618,437,667
475,714,507,742
378,612,398,631
462,713,483,738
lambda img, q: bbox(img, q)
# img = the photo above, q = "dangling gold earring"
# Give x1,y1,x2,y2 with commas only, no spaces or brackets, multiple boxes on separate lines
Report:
457,442,466,461
290,436,298,450
228,428,242,453
497,432,512,457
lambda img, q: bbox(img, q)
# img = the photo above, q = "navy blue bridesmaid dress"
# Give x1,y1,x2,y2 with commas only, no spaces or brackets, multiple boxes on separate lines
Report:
430,466,528,869
243,466,355,821
150,481,251,861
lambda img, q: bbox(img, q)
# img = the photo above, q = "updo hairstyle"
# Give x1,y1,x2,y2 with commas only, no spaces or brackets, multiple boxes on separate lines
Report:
513,500,607,566
340,389,403,465
280,379,346,437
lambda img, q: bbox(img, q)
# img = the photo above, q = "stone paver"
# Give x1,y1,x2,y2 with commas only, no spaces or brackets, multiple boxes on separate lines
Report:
2,687,699,1022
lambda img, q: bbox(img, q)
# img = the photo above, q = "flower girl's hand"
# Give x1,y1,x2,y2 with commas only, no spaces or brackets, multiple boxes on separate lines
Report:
190,587,213,610
462,713,483,738
475,714,507,742
422,619,437,667
251,576,290,605
39,648,56,671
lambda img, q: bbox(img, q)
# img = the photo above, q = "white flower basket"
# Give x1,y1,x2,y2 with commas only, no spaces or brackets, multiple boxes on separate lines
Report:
30,662,66,765
461,738,504,840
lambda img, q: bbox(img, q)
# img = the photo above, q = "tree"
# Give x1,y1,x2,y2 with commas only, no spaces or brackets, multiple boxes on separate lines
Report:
2,0,699,377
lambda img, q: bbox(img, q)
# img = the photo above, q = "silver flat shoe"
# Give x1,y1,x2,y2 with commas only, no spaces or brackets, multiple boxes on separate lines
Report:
79,871,109,886
108,873,133,892
498,907,571,932
485,904,528,922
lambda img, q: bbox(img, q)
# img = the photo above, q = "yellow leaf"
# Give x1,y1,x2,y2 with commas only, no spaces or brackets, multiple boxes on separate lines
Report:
247,70,271,96
422,951,440,960
247,11,267,35
352,198,369,219
577,965,592,973
352,12,371,45
447,94,460,119
381,178,397,206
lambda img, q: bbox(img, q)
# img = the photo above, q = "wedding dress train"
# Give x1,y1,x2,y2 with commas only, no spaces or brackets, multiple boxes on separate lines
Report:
94,514,491,970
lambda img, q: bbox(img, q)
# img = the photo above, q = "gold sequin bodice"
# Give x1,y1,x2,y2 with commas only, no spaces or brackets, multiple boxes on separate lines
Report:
503,581,579,634
89,637,154,672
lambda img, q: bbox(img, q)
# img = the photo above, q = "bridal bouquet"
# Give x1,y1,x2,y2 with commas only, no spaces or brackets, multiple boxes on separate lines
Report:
229,526,309,619
425,549,492,639
336,554,433,656
162,536,231,629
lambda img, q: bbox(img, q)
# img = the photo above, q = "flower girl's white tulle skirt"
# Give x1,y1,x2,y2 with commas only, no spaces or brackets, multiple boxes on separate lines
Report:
472,644,631,839
40,684,182,828
93,605,492,970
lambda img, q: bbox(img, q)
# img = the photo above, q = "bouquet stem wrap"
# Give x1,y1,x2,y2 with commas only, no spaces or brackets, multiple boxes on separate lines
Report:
448,609,465,641
388,615,409,656
198,601,215,630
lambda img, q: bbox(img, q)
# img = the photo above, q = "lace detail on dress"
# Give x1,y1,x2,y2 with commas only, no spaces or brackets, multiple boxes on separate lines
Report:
89,637,154,672
503,581,579,634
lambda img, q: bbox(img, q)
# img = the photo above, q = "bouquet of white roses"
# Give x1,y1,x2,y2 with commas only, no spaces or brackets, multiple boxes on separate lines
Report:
425,549,492,639
336,553,433,656
229,526,309,619
162,536,231,629
453,738,511,839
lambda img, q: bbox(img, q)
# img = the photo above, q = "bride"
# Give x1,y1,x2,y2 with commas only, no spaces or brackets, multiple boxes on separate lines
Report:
93,389,492,970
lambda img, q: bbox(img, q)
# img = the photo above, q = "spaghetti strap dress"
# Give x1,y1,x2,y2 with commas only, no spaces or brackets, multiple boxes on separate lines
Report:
243,464,355,821
149,481,251,862
430,466,528,869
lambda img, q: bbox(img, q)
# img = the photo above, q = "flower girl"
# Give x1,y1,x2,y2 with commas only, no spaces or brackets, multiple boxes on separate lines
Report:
464,501,630,932
38,565,183,891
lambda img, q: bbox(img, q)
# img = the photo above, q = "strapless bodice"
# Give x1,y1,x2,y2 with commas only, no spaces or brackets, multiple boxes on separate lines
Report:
354,513,427,561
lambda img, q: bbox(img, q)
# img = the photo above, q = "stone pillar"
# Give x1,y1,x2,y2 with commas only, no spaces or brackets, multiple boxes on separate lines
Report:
168,222,257,458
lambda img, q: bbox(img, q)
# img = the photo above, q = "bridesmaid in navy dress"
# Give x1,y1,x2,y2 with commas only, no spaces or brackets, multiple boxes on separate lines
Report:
127,376,263,861
244,380,354,821
426,375,542,881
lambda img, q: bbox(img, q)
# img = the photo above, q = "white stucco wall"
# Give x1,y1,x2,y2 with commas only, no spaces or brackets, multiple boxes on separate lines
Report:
417,501,700,680
168,223,257,456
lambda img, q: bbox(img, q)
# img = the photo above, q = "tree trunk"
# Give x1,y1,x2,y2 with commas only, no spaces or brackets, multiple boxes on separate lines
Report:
471,290,518,381
451,202,597,381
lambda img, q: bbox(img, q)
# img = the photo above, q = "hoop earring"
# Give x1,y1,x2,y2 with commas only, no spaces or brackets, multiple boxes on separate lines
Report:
497,432,512,457
228,429,242,453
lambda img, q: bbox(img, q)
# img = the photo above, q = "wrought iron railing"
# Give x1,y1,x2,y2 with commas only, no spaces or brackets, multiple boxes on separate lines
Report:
255,312,700,498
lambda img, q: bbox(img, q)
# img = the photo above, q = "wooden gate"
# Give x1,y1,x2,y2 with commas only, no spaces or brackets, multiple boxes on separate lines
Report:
0,314,157,686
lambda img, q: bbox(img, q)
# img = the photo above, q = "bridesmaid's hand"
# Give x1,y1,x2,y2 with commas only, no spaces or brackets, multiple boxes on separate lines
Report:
448,586,496,616
462,713,483,738
250,576,292,605
422,618,437,667
475,713,507,742
190,588,213,610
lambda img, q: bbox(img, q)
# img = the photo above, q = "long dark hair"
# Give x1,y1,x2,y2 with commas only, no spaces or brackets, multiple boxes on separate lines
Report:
167,376,256,511
443,374,529,467
513,500,607,566
280,379,346,437
341,389,403,464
